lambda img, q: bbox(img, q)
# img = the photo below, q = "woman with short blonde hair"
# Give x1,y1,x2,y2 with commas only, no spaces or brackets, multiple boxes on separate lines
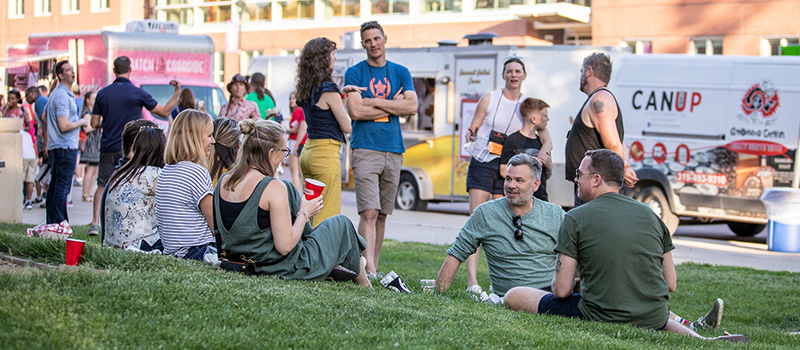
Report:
157,109,217,260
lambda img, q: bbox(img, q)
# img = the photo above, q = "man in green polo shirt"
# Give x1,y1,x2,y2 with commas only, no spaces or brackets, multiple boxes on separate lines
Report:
436,153,565,301
504,149,748,342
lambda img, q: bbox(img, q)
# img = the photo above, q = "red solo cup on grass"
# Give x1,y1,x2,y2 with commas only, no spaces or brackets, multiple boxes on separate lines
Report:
304,178,326,200
65,238,86,266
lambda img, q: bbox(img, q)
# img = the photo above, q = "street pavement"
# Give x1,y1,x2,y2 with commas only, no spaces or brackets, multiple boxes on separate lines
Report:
21,174,800,273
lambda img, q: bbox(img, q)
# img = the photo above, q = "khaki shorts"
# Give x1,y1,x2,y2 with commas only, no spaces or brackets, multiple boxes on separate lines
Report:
23,158,38,183
351,148,403,215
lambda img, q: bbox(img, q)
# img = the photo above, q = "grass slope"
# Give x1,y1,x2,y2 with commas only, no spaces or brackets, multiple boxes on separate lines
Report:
1,223,798,349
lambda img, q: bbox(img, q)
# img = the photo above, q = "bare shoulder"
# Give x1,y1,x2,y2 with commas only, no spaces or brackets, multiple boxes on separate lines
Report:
589,90,618,117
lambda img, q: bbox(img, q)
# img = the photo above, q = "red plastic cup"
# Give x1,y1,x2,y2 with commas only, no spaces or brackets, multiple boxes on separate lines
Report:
65,238,86,266
304,178,326,200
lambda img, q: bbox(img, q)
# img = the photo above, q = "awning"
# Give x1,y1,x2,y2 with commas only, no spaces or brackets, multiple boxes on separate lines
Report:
0,50,69,63
509,3,591,24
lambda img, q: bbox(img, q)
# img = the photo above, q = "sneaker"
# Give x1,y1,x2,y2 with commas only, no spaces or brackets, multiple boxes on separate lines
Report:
39,201,47,208
24,201,32,210
86,224,100,236
466,284,484,295
692,298,724,330
380,271,412,293
67,200,74,208
31,196,43,204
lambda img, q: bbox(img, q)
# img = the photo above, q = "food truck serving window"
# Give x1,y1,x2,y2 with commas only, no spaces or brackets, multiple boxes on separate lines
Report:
400,77,435,133
141,84,226,119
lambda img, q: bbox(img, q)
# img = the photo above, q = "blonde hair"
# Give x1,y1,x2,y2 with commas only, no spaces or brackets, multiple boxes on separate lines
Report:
224,119,286,191
165,109,213,168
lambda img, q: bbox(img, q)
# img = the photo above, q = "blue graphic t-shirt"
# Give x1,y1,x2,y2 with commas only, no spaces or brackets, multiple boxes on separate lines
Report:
344,60,414,153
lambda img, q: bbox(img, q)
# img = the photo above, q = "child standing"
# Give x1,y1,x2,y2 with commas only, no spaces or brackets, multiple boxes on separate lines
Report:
499,98,553,201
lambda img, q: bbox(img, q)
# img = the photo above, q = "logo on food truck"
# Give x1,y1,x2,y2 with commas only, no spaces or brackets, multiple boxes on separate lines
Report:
739,81,779,126
632,90,702,112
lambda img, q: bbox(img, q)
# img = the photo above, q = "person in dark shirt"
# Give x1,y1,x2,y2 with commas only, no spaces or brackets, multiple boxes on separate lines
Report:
499,98,552,201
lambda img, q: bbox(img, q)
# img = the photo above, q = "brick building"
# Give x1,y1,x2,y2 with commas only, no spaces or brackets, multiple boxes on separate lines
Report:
592,0,799,56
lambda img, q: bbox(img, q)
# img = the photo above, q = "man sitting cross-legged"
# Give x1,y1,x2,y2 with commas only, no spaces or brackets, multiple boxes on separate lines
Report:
436,153,565,302
504,149,748,343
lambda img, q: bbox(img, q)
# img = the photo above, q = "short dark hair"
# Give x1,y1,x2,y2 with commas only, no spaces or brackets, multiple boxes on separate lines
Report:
54,60,70,81
25,86,39,97
359,20,385,38
122,119,158,155
38,85,48,94
583,52,612,84
7,89,21,102
585,149,624,187
507,153,542,182
519,97,549,120
113,56,132,75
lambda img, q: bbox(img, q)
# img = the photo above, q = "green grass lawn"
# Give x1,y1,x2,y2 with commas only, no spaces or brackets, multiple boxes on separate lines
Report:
1,223,798,349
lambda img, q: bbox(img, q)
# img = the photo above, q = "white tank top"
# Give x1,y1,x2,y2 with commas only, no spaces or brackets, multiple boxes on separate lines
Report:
473,89,525,162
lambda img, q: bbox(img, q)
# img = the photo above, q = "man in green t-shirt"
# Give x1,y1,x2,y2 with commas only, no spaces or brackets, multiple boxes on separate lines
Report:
504,149,748,343
436,153,565,301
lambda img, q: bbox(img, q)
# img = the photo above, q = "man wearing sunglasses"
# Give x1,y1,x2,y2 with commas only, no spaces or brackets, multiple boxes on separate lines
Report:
345,21,418,280
435,153,565,302
504,149,745,342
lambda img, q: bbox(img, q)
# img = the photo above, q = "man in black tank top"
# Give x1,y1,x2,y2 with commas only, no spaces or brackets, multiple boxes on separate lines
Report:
565,53,638,206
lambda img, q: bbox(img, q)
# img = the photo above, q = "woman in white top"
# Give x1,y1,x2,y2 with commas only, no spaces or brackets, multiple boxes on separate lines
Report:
463,57,553,294
104,127,165,251
156,109,217,260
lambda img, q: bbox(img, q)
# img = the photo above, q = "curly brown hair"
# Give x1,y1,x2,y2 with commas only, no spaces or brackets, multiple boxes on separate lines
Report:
295,37,336,104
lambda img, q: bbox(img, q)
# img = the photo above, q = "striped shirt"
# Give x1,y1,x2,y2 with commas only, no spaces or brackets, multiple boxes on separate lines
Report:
156,161,214,257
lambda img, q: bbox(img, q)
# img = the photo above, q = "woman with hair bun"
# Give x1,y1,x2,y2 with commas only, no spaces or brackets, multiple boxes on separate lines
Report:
214,119,370,286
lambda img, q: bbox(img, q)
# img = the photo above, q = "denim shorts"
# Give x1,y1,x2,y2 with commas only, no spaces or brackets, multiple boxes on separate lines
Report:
466,157,504,195
537,293,584,319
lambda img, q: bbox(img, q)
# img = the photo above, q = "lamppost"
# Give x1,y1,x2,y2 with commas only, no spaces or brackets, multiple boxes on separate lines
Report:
235,1,250,74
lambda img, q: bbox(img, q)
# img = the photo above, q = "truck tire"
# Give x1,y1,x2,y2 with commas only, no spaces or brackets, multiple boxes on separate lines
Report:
395,172,428,211
727,222,766,237
635,186,679,235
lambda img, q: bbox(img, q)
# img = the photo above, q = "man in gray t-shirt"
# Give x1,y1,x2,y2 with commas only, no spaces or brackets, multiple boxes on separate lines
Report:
436,153,564,299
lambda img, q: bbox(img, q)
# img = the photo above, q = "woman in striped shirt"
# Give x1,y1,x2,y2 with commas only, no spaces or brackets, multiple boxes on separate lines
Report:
156,109,217,260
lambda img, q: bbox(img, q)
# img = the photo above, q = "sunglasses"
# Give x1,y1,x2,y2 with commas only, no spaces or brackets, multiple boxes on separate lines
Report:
512,215,523,241
503,55,525,63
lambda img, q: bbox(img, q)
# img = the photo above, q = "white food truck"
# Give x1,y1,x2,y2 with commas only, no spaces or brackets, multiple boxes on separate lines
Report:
610,54,800,236
250,43,630,209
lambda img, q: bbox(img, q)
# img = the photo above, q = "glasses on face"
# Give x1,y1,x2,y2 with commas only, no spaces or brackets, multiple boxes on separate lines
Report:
280,148,291,158
512,215,523,241
575,170,596,180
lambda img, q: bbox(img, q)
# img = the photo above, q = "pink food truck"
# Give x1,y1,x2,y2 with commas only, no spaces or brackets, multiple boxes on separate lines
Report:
7,21,225,128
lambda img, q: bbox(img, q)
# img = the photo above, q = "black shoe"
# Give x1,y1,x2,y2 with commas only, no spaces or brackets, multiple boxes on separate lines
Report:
326,265,358,282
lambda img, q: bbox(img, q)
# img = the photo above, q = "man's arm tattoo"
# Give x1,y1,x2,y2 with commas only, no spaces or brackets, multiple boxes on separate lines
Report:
555,254,562,273
592,100,605,114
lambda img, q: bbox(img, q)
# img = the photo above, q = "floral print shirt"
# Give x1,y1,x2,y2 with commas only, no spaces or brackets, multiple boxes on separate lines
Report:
219,98,260,122
103,166,161,249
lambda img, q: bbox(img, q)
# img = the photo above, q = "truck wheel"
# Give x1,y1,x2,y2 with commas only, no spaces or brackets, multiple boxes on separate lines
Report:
635,186,679,235
727,222,766,237
395,172,428,211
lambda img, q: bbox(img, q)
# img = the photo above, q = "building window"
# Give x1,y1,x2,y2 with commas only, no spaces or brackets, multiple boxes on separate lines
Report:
691,38,722,55
10,0,25,17
535,0,590,5
475,0,523,10
157,0,187,4
92,0,109,11
157,7,194,25
243,1,272,21
280,0,314,19
214,51,226,85
35,0,51,15
62,0,79,13
422,0,459,13
764,37,799,56
372,0,409,14
623,40,652,55
326,0,359,18
200,5,232,23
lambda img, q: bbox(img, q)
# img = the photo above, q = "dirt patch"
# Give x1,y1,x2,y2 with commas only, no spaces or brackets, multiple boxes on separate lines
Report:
0,258,42,275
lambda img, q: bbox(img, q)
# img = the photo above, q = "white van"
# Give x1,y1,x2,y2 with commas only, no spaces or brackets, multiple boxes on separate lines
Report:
610,54,800,236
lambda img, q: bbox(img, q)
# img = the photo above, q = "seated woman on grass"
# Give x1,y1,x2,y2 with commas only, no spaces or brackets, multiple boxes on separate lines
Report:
156,109,217,261
214,119,370,286
208,117,241,187
103,126,166,251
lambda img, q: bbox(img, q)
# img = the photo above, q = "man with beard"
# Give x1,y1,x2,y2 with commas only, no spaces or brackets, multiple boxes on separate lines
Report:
436,153,565,302
565,52,637,207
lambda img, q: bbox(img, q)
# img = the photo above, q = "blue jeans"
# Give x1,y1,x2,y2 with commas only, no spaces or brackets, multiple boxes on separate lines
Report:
46,148,78,224
183,243,217,261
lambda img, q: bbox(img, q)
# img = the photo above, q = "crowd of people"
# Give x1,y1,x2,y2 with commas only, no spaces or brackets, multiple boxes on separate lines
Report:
5,20,747,342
